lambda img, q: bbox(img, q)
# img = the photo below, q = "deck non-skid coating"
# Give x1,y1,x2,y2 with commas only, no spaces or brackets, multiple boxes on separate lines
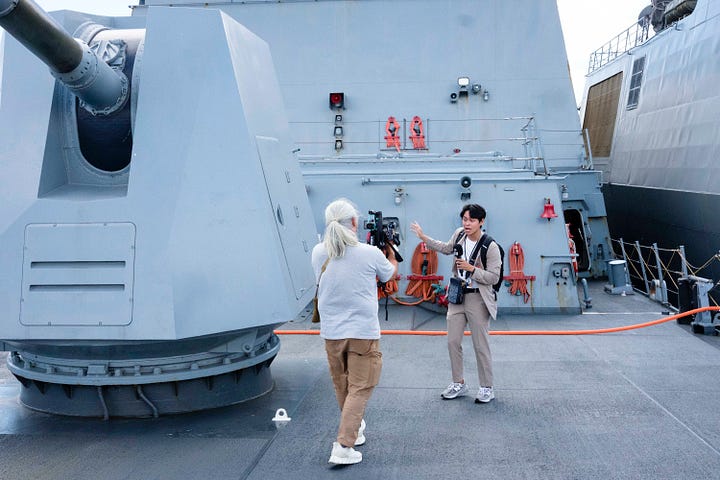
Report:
2,281,720,480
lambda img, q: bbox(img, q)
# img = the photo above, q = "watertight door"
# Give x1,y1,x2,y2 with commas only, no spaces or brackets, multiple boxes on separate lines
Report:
255,136,316,300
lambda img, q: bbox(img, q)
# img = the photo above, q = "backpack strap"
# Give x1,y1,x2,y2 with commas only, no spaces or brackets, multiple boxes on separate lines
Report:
455,230,484,272
467,236,483,266
479,234,494,269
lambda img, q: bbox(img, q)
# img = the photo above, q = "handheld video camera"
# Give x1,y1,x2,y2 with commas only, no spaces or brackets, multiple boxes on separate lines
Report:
364,210,403,262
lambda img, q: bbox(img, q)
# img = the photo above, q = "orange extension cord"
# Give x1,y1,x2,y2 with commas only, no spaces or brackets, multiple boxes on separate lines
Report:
275,306,720,336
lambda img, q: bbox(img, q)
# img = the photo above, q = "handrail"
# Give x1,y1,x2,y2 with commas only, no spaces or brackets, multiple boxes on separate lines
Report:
588,20,653,73
612,237,720,309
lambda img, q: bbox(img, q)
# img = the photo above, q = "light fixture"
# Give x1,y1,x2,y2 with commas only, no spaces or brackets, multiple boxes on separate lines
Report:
471,83,482,94
333,126,343,137
482,89,490,101
458,77,469,98
394,187,405,205
561,184,569,199
450,92,458,103
334,139,343,151
334,114,343,123
329,92,344,110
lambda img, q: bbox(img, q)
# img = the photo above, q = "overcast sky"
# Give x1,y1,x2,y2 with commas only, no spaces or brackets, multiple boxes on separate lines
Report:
34,0,652,104
556,0,651,104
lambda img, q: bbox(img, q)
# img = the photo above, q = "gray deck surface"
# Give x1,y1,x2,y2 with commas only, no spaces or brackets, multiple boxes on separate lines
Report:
1,280,720,479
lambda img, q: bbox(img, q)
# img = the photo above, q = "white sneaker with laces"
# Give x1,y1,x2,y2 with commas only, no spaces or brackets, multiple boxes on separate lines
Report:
475,386,495,403
328,442,362,465
354,418,366,446
440,382,468,399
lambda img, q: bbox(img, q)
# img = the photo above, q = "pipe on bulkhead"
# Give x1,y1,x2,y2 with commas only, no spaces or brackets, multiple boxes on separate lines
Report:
580,278,592,309
0,0,128,115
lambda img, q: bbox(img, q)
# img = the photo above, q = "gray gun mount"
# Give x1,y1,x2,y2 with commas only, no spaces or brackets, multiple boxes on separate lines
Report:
0,3,317,417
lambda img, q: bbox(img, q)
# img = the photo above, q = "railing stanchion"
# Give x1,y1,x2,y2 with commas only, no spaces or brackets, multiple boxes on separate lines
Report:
679,245,689,278
635,241,650,295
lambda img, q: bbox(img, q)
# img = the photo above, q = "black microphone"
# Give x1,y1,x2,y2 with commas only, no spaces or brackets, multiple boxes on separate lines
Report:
453,244,463,258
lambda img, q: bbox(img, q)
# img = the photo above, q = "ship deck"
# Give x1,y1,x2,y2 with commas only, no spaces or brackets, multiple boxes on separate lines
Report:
2,280,720,479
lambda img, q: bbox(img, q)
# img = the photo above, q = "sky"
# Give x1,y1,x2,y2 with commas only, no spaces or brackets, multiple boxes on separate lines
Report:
33,0,652,105
556,0,651,104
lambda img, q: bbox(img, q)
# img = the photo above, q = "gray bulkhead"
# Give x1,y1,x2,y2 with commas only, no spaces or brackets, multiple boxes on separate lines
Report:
137,0,613,312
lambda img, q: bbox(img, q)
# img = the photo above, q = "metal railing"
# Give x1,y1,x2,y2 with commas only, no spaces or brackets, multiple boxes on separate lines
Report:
292,116,589,173
588,20,653,74
611,238,720,309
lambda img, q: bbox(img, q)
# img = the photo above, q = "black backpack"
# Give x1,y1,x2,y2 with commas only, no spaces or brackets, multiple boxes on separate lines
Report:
480,234,505,292
456,232,505,292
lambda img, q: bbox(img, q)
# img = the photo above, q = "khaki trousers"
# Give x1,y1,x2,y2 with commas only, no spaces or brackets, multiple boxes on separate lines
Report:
324,338,382,447
446,292,493,387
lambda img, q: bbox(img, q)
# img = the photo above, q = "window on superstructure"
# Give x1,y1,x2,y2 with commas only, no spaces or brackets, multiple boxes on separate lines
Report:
582,72,623,158
626,56,645,110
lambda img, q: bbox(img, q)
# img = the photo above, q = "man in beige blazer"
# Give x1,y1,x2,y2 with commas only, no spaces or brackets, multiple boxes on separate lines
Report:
410,204,501,403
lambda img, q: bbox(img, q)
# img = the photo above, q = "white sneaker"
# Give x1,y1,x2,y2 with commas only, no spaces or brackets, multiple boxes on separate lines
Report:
354,418,366,446
440,382,468,399
475,386,495,403
328,442,362,465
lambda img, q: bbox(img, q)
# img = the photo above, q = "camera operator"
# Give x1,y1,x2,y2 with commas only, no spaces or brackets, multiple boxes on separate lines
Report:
311,198,398,465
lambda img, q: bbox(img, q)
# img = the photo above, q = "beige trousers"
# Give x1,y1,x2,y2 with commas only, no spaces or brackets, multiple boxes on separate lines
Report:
446,292,493,386
325,338,382,447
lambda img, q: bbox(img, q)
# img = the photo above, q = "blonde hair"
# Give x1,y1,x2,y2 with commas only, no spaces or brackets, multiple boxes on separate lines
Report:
323,198,359,259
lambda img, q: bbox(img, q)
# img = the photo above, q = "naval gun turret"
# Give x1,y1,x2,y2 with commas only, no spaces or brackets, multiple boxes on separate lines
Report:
0,0,317,417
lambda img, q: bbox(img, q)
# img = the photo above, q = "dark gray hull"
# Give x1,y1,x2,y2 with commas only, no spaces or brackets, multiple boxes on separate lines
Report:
603,183,720,286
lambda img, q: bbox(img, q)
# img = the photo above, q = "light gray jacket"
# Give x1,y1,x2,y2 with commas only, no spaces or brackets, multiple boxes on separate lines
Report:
423,227,502,319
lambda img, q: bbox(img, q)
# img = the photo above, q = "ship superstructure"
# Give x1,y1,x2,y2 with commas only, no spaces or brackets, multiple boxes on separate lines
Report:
135,0,613,309
581,0,719,294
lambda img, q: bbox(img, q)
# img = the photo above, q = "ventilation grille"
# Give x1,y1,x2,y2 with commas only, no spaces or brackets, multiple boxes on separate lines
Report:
20,223,136,327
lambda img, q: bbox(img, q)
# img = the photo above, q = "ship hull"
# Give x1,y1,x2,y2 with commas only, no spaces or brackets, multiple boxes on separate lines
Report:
581,0,720,304
603,183,720,284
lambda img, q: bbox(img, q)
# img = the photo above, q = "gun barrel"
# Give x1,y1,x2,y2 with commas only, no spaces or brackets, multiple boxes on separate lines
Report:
0,0,82,73
0,0,128,115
